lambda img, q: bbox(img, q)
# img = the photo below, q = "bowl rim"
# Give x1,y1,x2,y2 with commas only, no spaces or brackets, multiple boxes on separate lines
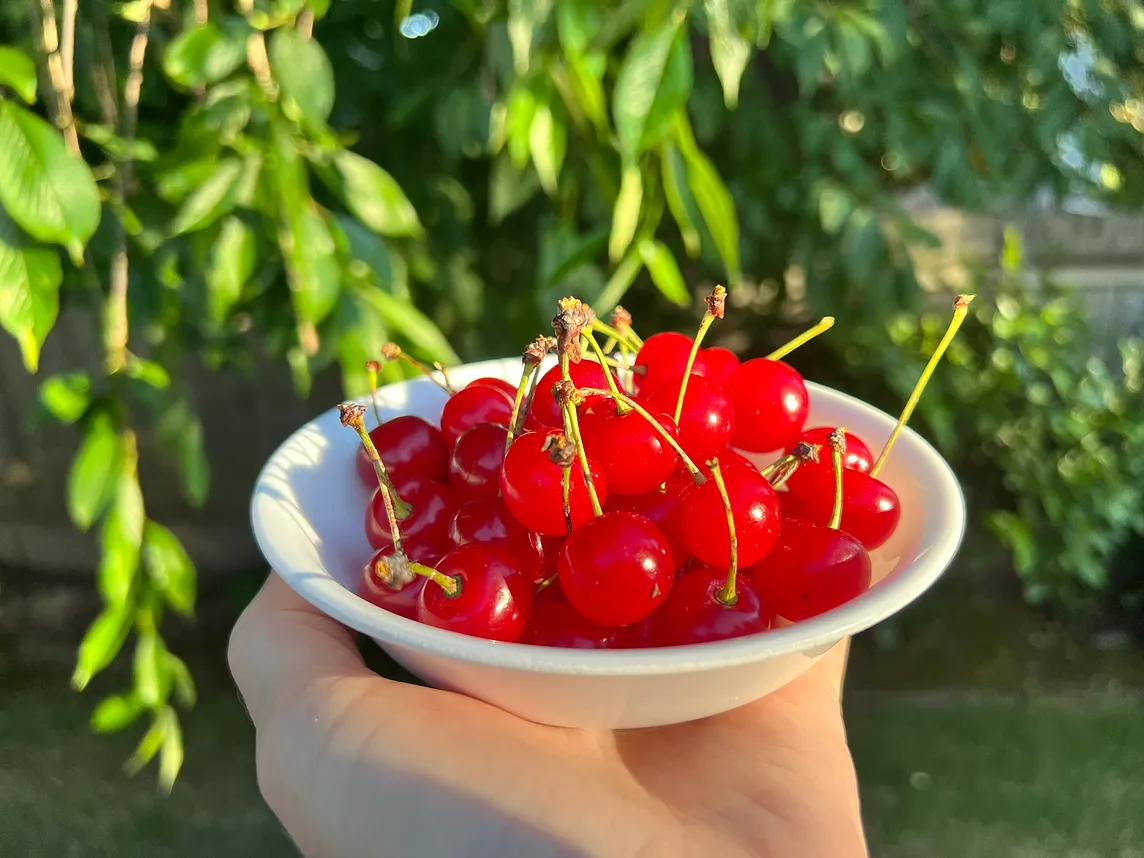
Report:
251,356,967,676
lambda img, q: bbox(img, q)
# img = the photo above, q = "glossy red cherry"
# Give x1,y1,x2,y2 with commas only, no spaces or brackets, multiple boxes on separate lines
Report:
464,376,517,398
795,427,873,474
701,346,740,384
607,483,690,570
448,422,508,502
448,497,545,582
650,565,770,646
416,543,534,641
520,600,630,648
633,331,707,396
781,465,901,550
558,511,674,627
610,616,655,648
365,479,457,551
644,373,734,464
500,430,609,536
357,548,431,619
354,415,449,487
579,408,680,496
725,359,809,453
676,466,781,569
439,385,514,448
526,359,618,428
746,517,872,621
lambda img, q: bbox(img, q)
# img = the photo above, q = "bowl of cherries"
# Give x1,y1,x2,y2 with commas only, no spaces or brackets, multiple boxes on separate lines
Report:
251,290,970,729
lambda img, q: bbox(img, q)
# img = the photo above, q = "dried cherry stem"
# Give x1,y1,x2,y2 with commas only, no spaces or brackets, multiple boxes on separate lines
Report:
674,285,726,423
582,331,631,414
762,442,820,490
765,316,836,362
869,294,975,478
708,459,739,607
365,360,383,426
552,297,604,516
409,561,461,597
827,428,846,530
580,386,706,485
561,466,573,533
612,305,643,348
338,403,413,521
381,343,456,395
544,431,578,534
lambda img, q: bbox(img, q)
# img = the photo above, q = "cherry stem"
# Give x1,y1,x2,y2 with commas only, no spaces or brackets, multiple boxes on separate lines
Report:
761,442,820,489
409,561,461,597
592,319,641,352
869,294,975,478
827,428,846,530
580,386,706,485
365,360,383,426
381,343,456,395
708,458,739,607
765,316,836,362
582,331,631,414
561,465,573,533
506,363,538,451
338,404,412,522
534,573,558,596
673,285,726,424
559,352,603,517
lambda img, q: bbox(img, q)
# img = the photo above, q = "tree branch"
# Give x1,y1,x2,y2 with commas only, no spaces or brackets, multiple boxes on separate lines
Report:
61,0,77,101
88,0,121,127
194,0,208,25
28,0,80,154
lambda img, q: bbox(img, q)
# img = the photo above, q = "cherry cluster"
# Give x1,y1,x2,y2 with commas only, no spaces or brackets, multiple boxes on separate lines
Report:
340,291,973,648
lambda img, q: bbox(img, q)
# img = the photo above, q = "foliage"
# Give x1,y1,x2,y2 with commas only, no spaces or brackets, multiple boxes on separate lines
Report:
0,0,1142,787
828,230,1144,611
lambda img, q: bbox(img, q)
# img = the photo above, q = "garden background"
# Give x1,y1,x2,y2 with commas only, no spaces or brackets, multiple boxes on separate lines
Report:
2,0,1144,854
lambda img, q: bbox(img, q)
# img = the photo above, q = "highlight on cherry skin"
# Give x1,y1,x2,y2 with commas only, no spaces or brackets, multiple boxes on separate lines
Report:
340,291,974,647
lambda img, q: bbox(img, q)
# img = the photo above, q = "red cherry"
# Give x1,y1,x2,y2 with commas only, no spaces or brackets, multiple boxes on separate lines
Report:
558,511,674,627
448,497,545,582
781,465,901,550
725,359,809,452
500,430,609,536
747,518,872,621
610,615,655,648
644,373,734,464
448,422,508,502
650,565,770,646
701,346,740,384
633,332,708,396
365,479,457,551
464,376,517,398
440,386,514,448
416,543,534,641
676,466,781,569
606,484,690,570
520,600,629,648
354,416,449,487
534,575,564,603
795,427,873,474
357,548,432,619
580,408,680,496
526,360,618,428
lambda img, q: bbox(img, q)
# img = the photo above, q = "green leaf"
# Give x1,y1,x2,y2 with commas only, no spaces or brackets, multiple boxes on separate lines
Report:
334,214,409,300
706,0,752,108
0,47,38,104
507,0,553,75
286,346,312,398
168,158,243,236
488,155,540,224
72,603,133,691
529,104,567,196
638,239,689,306
565,53,609,133
609,166,642,263
817,182,854,234
0,102,101,262
269,28,335,130
0,204,62,372
679,138,740,280
834,18,873,79
124,356,170,390
166,653,197,708
505,86,537,169
206,215,256,323
612,15,693,159
91,692,144,734
163,21,248,88
134,631,163,708
281,201,340,326
557,0,600,55
156,399,210,508
359,288,460,365
660,142,701,257
336,293,389,397
98,461,145,609
322,151,423,238
68,413,122,531
159,711,184,793
124,709,169,777
594,250,643,314
38,372,91,423
143,521,196,617
81,124,159,162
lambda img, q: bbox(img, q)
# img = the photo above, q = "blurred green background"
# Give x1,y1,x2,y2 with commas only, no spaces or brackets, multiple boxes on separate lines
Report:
1,0,1143,854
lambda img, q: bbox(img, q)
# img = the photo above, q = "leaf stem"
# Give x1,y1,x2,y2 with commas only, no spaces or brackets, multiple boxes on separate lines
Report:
709,459,739,607
765,316,835,362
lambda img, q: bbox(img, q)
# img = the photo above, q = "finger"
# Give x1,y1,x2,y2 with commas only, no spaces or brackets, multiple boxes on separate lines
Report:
228,570,374,728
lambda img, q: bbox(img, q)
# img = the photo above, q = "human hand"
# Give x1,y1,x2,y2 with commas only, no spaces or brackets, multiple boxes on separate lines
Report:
229,571,868,858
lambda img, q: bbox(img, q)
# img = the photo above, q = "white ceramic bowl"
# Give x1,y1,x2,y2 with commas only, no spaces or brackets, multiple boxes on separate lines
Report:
250,356,965,729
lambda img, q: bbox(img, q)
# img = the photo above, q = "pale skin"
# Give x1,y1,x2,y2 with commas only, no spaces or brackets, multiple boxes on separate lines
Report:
228,572,869,858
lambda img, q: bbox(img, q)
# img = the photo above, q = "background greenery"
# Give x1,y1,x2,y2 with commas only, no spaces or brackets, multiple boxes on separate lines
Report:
1,0,1142,788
